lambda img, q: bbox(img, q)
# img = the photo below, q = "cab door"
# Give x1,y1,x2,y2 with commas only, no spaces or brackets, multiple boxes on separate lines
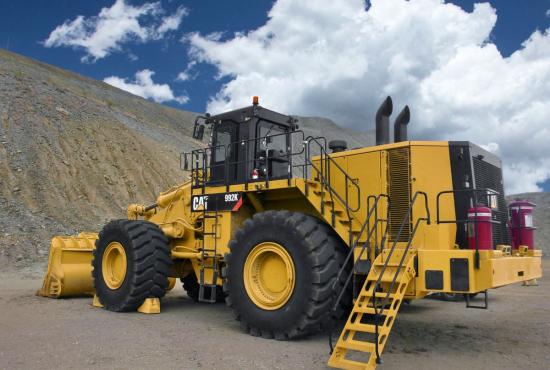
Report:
210,120,238,185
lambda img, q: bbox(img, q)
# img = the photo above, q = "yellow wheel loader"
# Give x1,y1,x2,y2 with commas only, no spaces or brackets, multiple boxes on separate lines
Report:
38,96,542,369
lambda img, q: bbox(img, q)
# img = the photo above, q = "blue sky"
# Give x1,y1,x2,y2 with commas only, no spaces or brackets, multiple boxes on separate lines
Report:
1,0,274,111
1,0,549,192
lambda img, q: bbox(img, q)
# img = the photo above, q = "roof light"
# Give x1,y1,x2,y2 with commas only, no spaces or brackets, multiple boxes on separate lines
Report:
252,96,259,105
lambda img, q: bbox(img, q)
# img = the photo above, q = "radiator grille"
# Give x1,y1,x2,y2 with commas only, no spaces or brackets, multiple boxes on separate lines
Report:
388,148,411,242
472,158,510,246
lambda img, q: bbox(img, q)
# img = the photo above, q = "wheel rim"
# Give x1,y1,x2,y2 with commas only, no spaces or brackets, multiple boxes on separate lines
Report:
102,242,127,290
243,242,295,310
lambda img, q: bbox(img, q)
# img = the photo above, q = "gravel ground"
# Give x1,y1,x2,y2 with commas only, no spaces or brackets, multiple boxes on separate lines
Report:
0,262,548,370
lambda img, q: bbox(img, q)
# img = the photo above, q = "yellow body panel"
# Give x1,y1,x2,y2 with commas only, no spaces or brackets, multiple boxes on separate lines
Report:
417,249,542,293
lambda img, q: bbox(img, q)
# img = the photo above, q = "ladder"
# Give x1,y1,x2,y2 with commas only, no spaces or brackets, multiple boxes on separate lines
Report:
198,208,220,303
328,191,430,370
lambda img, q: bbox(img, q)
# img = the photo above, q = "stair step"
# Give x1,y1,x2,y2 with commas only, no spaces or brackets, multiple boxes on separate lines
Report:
346,322,386,333
367,271,405,283
355,306,391,315
358,292,397,300
336,340,376,353
306,180,320,187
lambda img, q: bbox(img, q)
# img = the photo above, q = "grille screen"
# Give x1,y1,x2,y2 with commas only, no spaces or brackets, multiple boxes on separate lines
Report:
388,148,411,242
472,158,510,246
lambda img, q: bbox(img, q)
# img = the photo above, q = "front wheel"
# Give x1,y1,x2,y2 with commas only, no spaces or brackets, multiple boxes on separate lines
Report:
92,220,172,311
224,211,350,340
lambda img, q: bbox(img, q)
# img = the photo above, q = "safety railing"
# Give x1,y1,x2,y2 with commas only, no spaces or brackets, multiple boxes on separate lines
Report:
183,131,361,228
328,194,389,353
305,136,361,219
436,188,500,268
330,194,389,313
370,191,430,362
184,130,308,193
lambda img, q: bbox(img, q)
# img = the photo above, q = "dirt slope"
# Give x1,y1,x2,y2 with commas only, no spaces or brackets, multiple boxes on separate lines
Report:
0,49,370,269
0,49,203,268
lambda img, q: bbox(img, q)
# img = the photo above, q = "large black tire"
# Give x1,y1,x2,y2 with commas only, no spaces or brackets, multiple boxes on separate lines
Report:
181,273,225,303
92,220,172,312
224,211,351,340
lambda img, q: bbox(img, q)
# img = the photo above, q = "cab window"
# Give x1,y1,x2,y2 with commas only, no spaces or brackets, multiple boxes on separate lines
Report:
257,122,287,153
213,122,235,162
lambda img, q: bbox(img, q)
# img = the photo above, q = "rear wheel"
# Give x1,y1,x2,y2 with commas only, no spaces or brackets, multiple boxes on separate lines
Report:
92,220,172,311
225,211,351,339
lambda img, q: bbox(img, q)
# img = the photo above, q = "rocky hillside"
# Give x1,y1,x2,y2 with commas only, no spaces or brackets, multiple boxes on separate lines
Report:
0,49,371,269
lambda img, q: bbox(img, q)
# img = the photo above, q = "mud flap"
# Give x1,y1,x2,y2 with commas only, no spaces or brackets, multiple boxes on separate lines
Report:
36,232,97,298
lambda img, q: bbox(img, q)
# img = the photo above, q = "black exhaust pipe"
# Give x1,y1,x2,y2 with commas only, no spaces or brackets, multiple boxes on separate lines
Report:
375,96,393,145
393,105,410,142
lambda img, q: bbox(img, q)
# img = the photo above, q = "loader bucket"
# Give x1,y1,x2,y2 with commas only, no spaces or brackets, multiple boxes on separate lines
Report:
37,232,98,298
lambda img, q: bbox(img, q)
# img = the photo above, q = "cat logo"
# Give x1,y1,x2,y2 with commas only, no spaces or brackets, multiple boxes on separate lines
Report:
191,192,243,212
192,195,209,211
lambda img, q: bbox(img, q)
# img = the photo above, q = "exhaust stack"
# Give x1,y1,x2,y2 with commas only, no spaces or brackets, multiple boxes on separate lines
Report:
375,96,393,145
393,105,410,142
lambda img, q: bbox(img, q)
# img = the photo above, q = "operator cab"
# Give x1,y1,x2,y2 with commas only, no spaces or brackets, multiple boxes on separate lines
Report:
191,97,298,186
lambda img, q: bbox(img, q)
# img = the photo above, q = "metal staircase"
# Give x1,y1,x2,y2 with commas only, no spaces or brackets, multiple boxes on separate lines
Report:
303,137,361,246
328,254,415,369
328,191,431,370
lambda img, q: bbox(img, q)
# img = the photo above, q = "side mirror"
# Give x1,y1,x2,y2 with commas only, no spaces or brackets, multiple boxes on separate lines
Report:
180,152,190,171
193,121,205,140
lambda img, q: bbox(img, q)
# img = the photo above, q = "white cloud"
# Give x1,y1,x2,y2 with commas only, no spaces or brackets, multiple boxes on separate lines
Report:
44,0,187,62
176,61,197,82
155,6,188,37
188,0,550,194
546,9,550,17
104,69,188,104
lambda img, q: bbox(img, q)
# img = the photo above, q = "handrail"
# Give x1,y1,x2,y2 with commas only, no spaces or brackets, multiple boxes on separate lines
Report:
436,188,500,269
367,194,391,256
330,194,389,313
188,130,307,191
328,193,390,354
436,188,500,224
371,191,430,362
185,131,360,228
373,191,430,306
305,136,361,230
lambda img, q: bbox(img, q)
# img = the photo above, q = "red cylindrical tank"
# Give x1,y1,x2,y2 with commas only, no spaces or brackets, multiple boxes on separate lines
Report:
508,200,536,250
467,206,493,250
